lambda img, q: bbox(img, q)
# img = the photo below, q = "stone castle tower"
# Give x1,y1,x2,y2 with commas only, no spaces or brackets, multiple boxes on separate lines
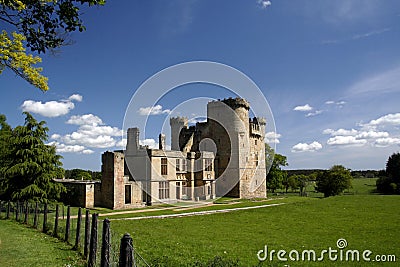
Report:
171,97,267,198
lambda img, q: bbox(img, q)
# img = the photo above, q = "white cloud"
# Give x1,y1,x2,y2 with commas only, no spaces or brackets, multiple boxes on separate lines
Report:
138,105,171,116
116,138,127,148
293,104,313,112
265,132,281,144
68,94,83,102
257,0,271,9
52,113,124,153
188,117,207,124
356,131,389,139
291,141,322,152
306,110,323,117
323,128,358,136
140,139,158,149
367,113,400,127
374,137,400,147
67,114,103,126
21,100,75,118
21,94,82,117
327,136,367,146
325,100,335,105
48,141,94,154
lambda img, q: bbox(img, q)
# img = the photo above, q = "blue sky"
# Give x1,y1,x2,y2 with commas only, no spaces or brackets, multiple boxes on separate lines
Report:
1,0,400,171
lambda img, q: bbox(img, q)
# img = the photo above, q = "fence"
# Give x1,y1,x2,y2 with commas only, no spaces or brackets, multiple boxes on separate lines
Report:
0,201,150,267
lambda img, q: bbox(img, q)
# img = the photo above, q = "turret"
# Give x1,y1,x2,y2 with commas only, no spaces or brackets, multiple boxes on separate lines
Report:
170,117,188,150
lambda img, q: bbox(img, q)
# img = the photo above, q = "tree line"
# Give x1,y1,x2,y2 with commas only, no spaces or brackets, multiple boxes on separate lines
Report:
266,144,400,197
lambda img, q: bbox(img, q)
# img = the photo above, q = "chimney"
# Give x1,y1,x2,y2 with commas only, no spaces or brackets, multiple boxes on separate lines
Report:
126,127,139,154
159,133,166,150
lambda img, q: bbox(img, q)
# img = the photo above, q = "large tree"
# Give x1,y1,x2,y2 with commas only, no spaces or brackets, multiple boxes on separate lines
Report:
376,152,400,194
0,0,105,91
316,165,352,197
0,112,65,202
265,144,288,193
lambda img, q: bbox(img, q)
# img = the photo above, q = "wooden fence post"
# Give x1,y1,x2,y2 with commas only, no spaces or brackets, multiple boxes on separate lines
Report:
24,202,29,224
6,201,10,219
119,233,134,267
43,202,48,233
74,207,82,250
100,218,111,267
88,213,98,267
65,205,71,242
84,209,90,258
33,202,38,228
54,204,59,237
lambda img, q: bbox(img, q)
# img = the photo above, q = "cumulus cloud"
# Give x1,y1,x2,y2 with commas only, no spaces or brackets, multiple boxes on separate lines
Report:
356,131,389,139
327,136,367,146
138,105,171,116
293,104,313,112
51,113,124,154
67,114,103,126
257,0,271,9
48,141,94,154
21,94,82,117
291,141,322,152
374,137,400,147
265,132,281,144
366,113,400,127
68,94,83,102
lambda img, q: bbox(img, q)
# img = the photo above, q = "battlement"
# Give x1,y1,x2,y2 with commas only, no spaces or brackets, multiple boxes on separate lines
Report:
170,116,188,125
220,97,250,110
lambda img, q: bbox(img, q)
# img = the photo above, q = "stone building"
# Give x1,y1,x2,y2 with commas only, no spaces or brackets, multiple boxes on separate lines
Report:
58,97,267,209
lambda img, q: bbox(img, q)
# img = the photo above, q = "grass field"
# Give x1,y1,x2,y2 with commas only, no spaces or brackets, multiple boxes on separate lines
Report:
0,219,85,267
1,178,398,266
105,178,399,266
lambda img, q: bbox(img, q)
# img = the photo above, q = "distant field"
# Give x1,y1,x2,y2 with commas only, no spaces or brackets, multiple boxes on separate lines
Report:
106,178,399,266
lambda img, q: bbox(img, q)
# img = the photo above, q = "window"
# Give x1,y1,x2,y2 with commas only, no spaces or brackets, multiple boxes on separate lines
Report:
125,185,131,204
255,139,258,145
159,181,170,199
176,159,180,171
161,158,168,175
255,153,259,167
208,185,211,195
182,159,187,171
205,159,213,171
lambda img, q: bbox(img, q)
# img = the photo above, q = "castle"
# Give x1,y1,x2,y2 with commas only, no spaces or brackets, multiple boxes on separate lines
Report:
58,97,267,209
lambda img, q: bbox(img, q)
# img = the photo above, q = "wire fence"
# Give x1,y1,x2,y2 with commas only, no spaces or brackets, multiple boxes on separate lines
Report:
0,201,150,267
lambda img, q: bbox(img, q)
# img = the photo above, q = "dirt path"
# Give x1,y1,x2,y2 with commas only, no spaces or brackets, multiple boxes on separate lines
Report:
110,202,285,221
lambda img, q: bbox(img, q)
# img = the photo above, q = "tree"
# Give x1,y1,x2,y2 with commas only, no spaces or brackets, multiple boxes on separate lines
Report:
316,165,352,197
0,112,65,201
266,144,288,193
376,153,400,194
0,0,105,91
287,175,299,192
69,168,92,180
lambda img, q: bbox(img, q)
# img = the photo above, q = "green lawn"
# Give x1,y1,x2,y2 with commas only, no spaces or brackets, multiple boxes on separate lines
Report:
1,178,397,266
0,219,85,267
107,180,399,266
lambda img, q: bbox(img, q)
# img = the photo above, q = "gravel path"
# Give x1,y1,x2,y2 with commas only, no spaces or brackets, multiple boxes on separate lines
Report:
111,202,285,221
